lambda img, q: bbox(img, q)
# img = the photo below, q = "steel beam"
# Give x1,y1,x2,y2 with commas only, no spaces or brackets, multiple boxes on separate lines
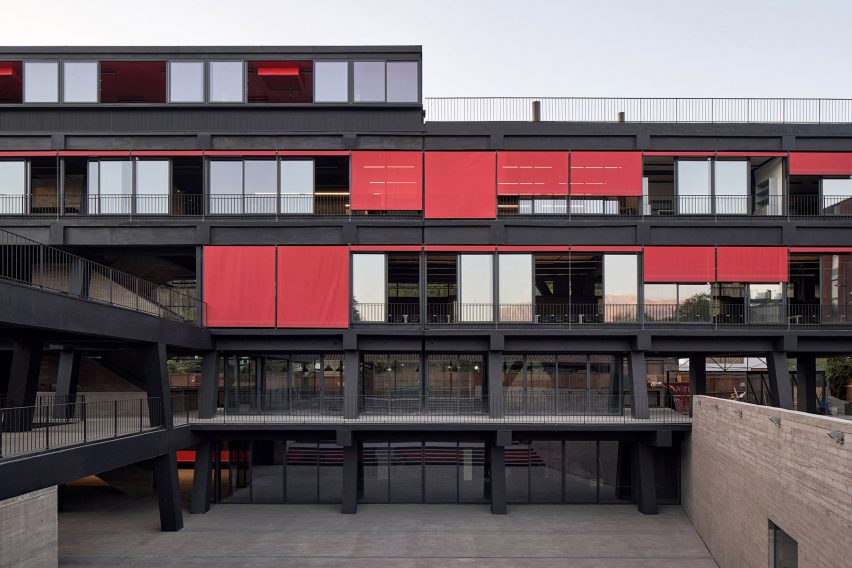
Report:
153,452,184,531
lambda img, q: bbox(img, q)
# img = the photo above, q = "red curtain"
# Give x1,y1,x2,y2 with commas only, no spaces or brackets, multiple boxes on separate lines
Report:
203,246,276,327
497,151,569,195
570,151,642,196
425,152,496,219
277,246,350,328
716,247,788,282
643,247,715,282
789,152,852,175
350,151,423,210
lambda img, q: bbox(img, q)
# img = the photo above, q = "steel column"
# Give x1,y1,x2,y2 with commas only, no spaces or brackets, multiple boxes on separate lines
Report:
633,442,658,515
341,442,358,514
198,351,219,419
153,452,184,531
343,350,359,419
190,441,213,514
488,437,506,514
796,354,817,413
487,351,503,418
628,351,649,419
53,348,81,419
688,355,706,396
143,343,173,429
766,351,794,410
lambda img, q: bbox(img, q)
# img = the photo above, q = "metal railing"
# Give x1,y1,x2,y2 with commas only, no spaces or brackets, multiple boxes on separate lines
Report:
0,396,164,460
350,302,852,329
0,228,205,324
424,97,852,123
183,393,691,424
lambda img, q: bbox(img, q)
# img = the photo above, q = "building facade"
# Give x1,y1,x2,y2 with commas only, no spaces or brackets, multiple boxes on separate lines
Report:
1,46,850,527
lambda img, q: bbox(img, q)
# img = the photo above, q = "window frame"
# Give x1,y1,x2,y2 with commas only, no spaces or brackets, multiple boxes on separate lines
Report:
313,60,350,104
23,60,60,104
167,60,206,104
386,60,420,103
61,60,99,104
207,60,246,104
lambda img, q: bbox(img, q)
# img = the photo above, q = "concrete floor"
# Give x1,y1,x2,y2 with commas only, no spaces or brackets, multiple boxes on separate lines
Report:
58,485,717,567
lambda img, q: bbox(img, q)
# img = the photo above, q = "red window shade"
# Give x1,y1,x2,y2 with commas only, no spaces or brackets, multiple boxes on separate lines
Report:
790,247,852,253
424,152,496,219
497,151,569,195
497,245,570,252
570,152,642,196
644,247,715,283
277,246,350,328
351,151,423,210
570,246,642,252
424,245,496,252
716,247,788,282
203,246,276,327
789,153,852,175
350,245,422,251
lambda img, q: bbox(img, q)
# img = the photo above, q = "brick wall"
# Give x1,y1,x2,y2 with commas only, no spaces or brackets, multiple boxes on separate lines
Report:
682,395,852,568
0,487,57,568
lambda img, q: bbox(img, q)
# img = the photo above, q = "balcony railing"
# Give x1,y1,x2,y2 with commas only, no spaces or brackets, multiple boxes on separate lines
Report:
181,392,691,424
0,227,205,324
2,193,852,220
424,97,852,123
350,302,852,328
0,396,164,460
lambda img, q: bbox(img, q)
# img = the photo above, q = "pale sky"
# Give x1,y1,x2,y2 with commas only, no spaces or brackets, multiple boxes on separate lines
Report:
2,0,850,98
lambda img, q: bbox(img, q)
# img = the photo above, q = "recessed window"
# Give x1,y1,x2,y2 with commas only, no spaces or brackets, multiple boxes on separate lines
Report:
769,521,797,568
677,159,712,214
315,61,348,102
714,160,748,214
168,61,204,103
352,254,386,322
354,61,385,102
135,160,170,214
209,160,243,214
387,61,418,102
247,60,312,103
62,61,98,103
24,61,58,103
244,160,277,214
0,61,22,103
0,161,27,214
459,254,493,322
88,160,132,214
209,61,243,102
281,160,314,214
499,254,532,322
100,61,166,103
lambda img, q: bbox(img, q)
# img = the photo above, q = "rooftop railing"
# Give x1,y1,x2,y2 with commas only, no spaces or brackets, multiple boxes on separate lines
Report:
0,228,205,324
424,97,852,123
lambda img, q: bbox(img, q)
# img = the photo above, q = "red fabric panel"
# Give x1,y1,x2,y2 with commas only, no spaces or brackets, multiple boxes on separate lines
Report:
350,151,423,210
0,151,57,157
58,150,131,156
717,247,788,282
643,152,716,157
570,246,642,252
716,152,787,157
350,245,422,251
277,246,350,328
643,247,715,283
204,150,277,156
570,152,642,196
424,245,496,252
790,247,852,253
203,246,276,327
497,245,570,252
277,150,349,156
789,152,852,175
497,151,569,195
424,152,496,219
131,150,204,156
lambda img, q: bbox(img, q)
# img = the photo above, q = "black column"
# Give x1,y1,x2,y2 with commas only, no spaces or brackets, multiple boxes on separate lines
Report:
796,354,817,413
6,340,43,408
487,351,503,418
190,441,213,514
632,442,658,515
615,441,632,501
198,351,219,419
628,351,649,419
342,443,358,514
68,259,91,299
688,355,706,397
54,348,81,419
489,432,509,514
343,350,359,419
766,351,794,410
153,452,184,531
143,343,173,429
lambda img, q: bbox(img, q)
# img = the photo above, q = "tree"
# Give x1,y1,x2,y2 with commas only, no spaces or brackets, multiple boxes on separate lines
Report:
824,356,852,400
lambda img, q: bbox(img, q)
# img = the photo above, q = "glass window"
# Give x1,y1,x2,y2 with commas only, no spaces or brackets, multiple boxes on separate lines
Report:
603,254,637,322
714,160,748,214
424,441,457,503
564,441,598,503
459,254,493,322
280,160,314,214
678,283,712,323
427,354,482,397
62,61,97,103
243,160,277,214
91,161,132,215
100,61,166,103
352,254,386,322
499,254,532,322
315,61,348,102
247,60,312,103
209,61,243,102
353,61,385,102
769,521,798,568
749,283,784,324
822,178,852,213
24,61,58,103
168,61,204,103
644,283,677,322
677,159,711,214
209,160,243,214
135,160,169,215
386,61,418,102
0,161,26,214
0,61,23,103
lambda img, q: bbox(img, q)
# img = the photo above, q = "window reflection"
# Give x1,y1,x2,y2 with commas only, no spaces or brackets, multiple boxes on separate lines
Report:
499,254,532,321
459,254,493,322
603,254,637,322
677,159,711,214
748,283,784,324
352,254,386,322
714,160,748,214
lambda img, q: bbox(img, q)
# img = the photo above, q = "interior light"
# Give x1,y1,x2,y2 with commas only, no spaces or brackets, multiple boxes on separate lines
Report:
0,67,14,76
258,66,300,77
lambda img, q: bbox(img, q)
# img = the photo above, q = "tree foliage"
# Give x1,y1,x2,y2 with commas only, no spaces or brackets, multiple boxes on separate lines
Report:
824,356,852,400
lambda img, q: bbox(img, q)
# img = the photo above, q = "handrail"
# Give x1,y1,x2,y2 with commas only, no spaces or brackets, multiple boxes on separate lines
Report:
424,97,852,123
0,228,205,325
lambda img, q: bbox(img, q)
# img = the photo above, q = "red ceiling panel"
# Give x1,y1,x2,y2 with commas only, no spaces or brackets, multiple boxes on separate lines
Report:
203,246,277,327
644,247,715,283
570,151,643,196
497,151,569,195
788,152,852,175
351,151,423,210
277,246,350,328
716,247,788,282
424,152,496,219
